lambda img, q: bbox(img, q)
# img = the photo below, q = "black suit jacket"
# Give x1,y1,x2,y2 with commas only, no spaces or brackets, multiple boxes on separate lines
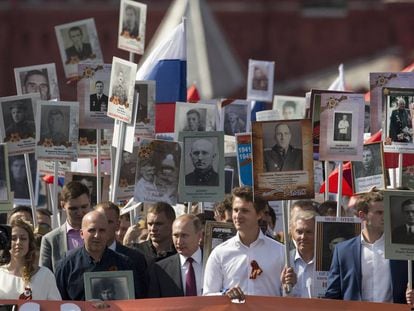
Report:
90,93,108,111
115,242,149,298
148,254,184,298
392,225,414,245
65,43,93,62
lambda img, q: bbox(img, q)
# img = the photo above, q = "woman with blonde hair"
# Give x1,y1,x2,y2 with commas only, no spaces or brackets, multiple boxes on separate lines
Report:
0,219,61,300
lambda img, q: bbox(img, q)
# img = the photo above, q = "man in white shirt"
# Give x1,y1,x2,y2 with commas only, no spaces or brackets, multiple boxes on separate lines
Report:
325,191,409,303
287,209,318,298
148,214,203,297
203,186,295,300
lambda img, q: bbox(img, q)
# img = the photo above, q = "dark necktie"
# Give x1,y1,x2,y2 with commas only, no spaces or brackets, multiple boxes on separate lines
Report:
185,257,197,296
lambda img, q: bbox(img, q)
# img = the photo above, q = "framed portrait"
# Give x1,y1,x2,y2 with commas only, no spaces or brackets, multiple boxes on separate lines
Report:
0,144,11,203
319,93,365,162
84,270,135,301
78,129,111,160
370,72,414,134
118,0,147,55
224,154,240,191
402,165,414,189
65,172,110,206
134,139,181,205
351,142,385,193
77,63,113,129
246,59,274,102
0,94,39,155
55,18,103,78
35,101,79,161
235,133,253,187
14,63,60,101
364,104,371,134
202,221,236,269
8,153,39,206
115,147,138,202
107,57,137,124
174,102,218,137
220,99,250,136
178,131,224,203
252,119,314,201
313,216,361,298
384,190,414,260
382,87,414,153
273,95,306,120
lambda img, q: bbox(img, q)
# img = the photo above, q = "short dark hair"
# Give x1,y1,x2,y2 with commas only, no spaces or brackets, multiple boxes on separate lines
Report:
147,202,176,222
68,26,82,36
61,181,90,203
282,101,296,112
23,70,48,87
47,108,64,126
355,190,383,214
95,201,120,218
231,186,266,214
401,199,414,210
36,208,52,218
213,194,232,219
187,109,200,119
95,80,104,86
9,206,33,222
292,200,319,213
274,123,291,134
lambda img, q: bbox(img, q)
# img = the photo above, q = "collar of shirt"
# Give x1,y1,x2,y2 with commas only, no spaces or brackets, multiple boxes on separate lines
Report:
66,221,79,233
179,247,202,267
108,240,116,251
294,249,314,265
234,230,265,248
360,232,385,247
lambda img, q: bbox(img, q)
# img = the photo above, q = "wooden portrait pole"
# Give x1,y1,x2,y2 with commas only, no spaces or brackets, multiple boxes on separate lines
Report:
23,153,37,228
96,129,101,204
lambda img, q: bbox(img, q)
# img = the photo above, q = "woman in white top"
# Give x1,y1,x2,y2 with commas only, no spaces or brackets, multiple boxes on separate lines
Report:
0,218,61,300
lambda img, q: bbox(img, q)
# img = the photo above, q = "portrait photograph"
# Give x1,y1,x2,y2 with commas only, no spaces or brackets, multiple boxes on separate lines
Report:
66,172,110,206
135,80,155,132
384,190,414,260
178,131,224,203
77,63,113,129
8,153,39,206
174,102,218,138
252,119,314,201
14,63,60,101
107,57,137,124
402,165,414,189
36,101,79,161
118,0,147,55
246,59,274,102
319,93,365,162
0,144,11,203
0,94,38,155
273,95,306,120
78,129,111,159
313,216,361,298
55,18,103,78
134,139,181,205
115,147,138,202
351,142,385,194
383,87,414,154
220,99,250,136
84,271,134,301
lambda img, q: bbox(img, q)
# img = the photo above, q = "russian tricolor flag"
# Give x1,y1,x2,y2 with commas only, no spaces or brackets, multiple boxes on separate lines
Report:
136,22,187,104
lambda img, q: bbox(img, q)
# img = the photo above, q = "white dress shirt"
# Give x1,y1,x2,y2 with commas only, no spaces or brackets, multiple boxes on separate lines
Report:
203,230,285,296
289,249,314,298
360,233,392,302
179,247,203,296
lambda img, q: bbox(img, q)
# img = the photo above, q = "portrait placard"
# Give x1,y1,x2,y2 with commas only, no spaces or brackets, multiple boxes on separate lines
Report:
118,0,147,55
255,109,280,121
370,72,414,134
14,63,60,101
252,119,314,200
273,95,306,120
351,142,385,193
313,216,361,298
107,57,137,124
0,94,39,155
65,172,110,206
115,147,138,202
174,102,218,137
35,101,79,161
134,139,181,205
78,129,112,159
219,99,250,136
55,18,103,78
382,87,414,153
246,59,274,102
0,144,11,204
84,271,135,301
225,154,240,190
77,63,113,129
384,190,414,260
38,160,71,177
202,221,236,269
178,131,224,203
235,133,253,187
319,93,365,161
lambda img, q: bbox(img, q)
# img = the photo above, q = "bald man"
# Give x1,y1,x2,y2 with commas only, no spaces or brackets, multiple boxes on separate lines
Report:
185,138,219,186
148,214,203,297
55,211,141,300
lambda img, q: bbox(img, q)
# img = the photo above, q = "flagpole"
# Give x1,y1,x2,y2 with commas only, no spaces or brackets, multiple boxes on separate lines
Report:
336,162,343,217
24,153,37,229
96,129,101,205
324,161,329,201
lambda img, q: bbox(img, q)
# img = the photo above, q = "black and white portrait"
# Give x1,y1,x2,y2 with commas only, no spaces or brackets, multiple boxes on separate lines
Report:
72,174,99,206
174,102,217,137
40,105,70,146
0,145,9,202
333,112,352,142
247,59,274,102
390,197,414,245
223,104,248,136
352,143,383,178
8,154,37,203
118,0,147,54
84,271,134,301
273,95,306,120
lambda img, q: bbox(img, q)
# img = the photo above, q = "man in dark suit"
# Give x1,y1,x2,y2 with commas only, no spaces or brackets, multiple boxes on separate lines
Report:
325,191,409,304
389,97,412,142
89,80,108,112
65,26,94,64
95,202,149,298
148,214,203,297
391,199,414,245
121,5,140,38
264,123,303,172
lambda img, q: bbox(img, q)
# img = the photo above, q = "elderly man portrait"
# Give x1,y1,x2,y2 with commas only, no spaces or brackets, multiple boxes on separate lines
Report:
22,69,50,100
185,138,219,186
65,26,94,64
389,97,412,142
264,123,303,172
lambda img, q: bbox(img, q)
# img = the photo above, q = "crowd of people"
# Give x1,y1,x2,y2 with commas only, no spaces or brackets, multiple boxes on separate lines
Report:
0,181,413,306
